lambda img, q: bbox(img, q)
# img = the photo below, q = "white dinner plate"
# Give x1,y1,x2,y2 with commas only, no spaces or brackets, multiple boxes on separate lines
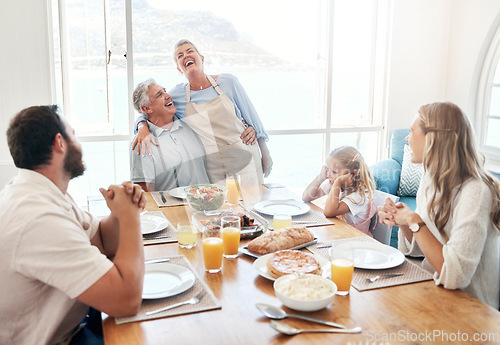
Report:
329,241,405,269
253,252,330,281
142,263,195,299
238,238,319,259
141,215,170,235
169,186,189,200
253,200,310,217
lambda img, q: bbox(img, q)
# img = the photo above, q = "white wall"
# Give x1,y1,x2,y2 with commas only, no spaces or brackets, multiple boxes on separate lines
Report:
0,0,54,186
385,0,450,132
445,0,500,117
385,0,500,133
1,0,500,187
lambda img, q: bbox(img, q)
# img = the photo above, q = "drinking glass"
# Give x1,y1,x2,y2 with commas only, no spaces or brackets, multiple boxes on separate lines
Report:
176,221,197,249
273,213,292,230
330,244,354,295
225,174,241,206
221,216,241,258
202,225,223,273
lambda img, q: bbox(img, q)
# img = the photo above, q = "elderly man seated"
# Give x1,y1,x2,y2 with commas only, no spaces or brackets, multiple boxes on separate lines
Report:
130,79,210,191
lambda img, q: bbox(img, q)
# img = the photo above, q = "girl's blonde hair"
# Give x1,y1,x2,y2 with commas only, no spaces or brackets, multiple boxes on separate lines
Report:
418,102,500,234
328,146,375,204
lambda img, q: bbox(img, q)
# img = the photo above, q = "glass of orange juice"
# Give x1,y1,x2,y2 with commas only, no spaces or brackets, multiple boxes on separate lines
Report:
225,174,241,206
221,216,241,258
177,221,197,249
273,213,292,230
202,225,223,273
330,244,354,295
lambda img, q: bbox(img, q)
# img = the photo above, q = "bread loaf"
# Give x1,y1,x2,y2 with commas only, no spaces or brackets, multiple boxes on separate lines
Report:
247,226,314,255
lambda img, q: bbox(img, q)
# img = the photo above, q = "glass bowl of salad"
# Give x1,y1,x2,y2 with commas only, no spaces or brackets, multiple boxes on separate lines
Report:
184,184,227,212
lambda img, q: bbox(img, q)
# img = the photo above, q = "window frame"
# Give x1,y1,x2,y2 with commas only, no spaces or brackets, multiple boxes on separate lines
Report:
51,0,392,194
477,19,500,163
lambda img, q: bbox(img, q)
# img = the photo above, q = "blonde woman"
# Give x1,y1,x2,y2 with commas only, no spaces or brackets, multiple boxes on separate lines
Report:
303,146,377,236
379,102,500,309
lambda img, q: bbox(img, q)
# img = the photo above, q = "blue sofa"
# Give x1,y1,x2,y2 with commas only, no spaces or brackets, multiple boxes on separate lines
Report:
371,129,416,247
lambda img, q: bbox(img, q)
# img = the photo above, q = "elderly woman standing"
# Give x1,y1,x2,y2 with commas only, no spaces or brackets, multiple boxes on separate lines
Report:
379,102,500,309
133,39,273,185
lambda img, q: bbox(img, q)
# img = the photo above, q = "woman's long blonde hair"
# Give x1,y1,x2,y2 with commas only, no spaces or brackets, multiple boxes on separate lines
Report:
418,102,500,234
329,146,375,205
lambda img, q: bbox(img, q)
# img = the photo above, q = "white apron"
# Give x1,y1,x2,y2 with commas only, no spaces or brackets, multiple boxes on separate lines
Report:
183,75,264,185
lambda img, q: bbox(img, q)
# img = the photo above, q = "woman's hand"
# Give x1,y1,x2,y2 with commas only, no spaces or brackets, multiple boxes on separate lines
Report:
378,198,413,227
131,122,158,156
240,125,257,145
262,152,273,177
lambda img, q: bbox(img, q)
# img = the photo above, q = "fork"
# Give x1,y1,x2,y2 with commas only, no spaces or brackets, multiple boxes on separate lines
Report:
366,273,403,283
145,291,204,316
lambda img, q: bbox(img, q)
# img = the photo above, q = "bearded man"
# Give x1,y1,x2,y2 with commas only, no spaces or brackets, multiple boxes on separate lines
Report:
0,105,146,345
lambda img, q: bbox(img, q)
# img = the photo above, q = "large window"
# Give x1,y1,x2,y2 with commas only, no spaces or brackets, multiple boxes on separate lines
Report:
477,21,500,164
51,0,389,201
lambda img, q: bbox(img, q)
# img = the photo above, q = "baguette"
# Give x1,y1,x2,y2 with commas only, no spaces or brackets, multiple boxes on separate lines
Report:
247,226,314,255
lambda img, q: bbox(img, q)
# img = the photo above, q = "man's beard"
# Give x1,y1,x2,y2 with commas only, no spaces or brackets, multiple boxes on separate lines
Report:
63,140,85,179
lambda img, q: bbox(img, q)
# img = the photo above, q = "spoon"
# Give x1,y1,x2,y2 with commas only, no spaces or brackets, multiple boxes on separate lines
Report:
270,320,362,335
256,303,346,329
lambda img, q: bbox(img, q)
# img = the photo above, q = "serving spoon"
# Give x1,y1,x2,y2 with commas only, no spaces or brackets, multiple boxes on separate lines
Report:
270,320,362,335
256,303,347,329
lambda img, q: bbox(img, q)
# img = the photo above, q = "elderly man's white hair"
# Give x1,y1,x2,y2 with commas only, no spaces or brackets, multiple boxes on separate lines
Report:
132,78,157,120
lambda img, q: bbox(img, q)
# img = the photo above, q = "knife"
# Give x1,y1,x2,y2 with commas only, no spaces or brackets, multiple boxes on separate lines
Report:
159,191,167,203
144,234,170,240
145,258,170,264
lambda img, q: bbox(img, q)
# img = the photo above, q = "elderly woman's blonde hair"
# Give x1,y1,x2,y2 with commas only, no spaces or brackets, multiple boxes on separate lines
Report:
327,146,375,205
418,102,500,234
172,39,203,68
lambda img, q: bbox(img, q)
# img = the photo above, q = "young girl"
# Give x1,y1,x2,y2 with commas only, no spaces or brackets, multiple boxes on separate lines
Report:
303,146,377,236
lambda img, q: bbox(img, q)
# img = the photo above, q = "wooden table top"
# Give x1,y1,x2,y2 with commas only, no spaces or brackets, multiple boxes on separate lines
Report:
102,185,500,345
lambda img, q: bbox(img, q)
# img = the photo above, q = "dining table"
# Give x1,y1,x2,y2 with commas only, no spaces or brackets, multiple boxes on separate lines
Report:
102,185,500,345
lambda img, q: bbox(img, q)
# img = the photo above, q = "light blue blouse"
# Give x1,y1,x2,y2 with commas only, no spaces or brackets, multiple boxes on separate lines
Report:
135,74,268,141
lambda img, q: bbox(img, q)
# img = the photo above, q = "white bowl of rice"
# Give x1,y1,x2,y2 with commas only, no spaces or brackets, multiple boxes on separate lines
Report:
273,273,337,312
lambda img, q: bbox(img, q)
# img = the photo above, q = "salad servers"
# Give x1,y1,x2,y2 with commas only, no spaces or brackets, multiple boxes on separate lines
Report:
366,273,404,283
270,320,362,335
256,303,346,329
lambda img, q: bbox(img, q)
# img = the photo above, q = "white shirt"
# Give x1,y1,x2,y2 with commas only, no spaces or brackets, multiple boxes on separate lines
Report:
399,172,499,309
0,169,113,345
130,116,210,190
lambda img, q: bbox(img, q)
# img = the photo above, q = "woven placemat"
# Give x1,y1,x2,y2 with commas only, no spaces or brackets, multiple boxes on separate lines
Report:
116,255,221,324
307,237,433,291
142,211,178,245
240,201,334,227
352,260,433,291
151,191,185,207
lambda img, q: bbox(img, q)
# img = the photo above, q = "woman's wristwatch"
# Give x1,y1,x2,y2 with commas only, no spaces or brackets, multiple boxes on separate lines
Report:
409,222,426,233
